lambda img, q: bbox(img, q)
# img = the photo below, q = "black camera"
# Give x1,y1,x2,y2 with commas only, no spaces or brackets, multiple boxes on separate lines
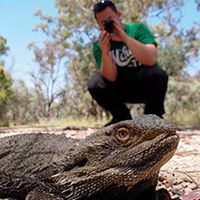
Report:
104,19,114,33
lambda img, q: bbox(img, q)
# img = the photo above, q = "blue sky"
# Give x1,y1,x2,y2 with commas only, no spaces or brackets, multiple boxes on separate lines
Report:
0,0,200,88
0,0,57,87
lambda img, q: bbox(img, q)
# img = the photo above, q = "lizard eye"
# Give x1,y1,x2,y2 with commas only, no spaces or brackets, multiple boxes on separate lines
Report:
114,127,131,144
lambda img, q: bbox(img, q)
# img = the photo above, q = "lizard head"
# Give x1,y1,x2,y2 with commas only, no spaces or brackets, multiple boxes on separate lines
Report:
55,114,179,199
82,114,179,170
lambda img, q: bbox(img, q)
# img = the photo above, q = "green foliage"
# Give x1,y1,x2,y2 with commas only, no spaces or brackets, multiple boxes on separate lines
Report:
0,36,9,67
8,81,39,125
157,37,186,76
0,36,9,56
0,65,13,126
165,76,200,126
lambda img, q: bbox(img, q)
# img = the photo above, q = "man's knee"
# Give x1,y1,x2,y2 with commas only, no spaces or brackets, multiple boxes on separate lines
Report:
87,74,116,92
87,74,112,100
88,74,101,90
148,66,168,83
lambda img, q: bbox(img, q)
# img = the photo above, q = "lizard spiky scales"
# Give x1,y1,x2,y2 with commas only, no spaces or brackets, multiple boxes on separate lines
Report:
0,115,179,200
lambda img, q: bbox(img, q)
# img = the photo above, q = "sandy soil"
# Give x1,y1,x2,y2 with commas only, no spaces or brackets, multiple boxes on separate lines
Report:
0,126,199,200
158,128,200,199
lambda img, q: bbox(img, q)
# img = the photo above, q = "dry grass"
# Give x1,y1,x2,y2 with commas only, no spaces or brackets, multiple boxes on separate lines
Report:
166,110,200,128
29,117,107,128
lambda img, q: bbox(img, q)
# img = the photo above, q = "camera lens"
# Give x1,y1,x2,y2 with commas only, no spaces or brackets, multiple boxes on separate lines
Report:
104,19,114,33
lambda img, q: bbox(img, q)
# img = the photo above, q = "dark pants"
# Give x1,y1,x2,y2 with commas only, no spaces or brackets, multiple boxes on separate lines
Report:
87,65,168,119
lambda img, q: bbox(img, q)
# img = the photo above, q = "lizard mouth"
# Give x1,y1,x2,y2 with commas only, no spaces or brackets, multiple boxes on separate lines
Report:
128,133,179,169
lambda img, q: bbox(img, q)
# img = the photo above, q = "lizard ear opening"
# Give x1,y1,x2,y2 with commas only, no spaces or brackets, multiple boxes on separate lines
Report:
144,130,158,140
77,157,88,167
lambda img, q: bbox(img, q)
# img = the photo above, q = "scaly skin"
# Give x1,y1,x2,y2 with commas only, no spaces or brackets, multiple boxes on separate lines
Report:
0,115,179,200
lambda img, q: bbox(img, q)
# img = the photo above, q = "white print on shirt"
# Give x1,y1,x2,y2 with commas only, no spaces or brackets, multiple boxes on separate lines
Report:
110,45,142,67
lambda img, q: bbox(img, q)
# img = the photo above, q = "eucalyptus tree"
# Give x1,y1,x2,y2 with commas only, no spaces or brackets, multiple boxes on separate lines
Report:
32,0,200,119
0,36,12,126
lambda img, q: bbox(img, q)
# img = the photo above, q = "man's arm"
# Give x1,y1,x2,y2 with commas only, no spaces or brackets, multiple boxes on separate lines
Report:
99,31,117,81
112,19,157,66
123,37,157,66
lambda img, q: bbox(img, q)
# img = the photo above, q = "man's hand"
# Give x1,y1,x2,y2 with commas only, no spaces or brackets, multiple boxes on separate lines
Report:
111,18,127,42
98,30,117,81
99,31,111,54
